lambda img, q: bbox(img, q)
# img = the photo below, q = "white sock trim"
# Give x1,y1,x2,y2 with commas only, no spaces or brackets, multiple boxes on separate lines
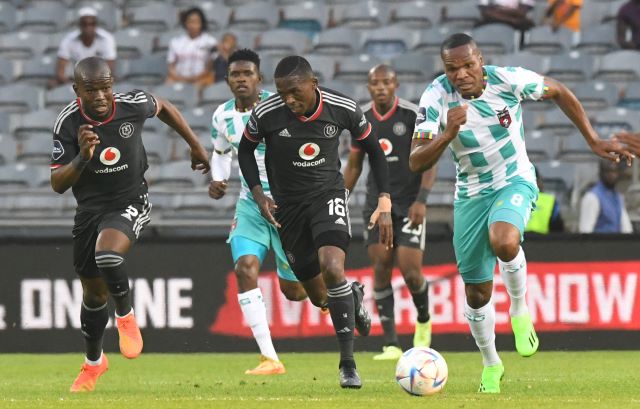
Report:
498,246,525,271
115,308,134,319
465,300,501,367
85,352,103,366
238,288,279,362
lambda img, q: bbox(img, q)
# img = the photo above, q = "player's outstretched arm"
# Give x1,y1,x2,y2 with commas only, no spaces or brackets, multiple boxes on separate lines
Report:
238,136,280,228
544,76,634,165
409,105,467,172
343,147,365,193
408,165,437,229
613,131,640,157
51,124,99,194
154,95,211,173
357,132,393,248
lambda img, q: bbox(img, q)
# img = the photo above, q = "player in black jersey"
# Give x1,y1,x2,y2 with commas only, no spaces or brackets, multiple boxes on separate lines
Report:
344,65,437,361
50,57,210,392
238,56,393,389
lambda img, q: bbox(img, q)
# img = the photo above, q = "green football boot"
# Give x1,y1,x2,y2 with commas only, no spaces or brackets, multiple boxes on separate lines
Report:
373,345,403,361
511,313,539,357
478,363,505,393
413,320,432,348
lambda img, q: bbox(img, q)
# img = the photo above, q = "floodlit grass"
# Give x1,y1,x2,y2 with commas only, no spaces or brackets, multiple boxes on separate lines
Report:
0,351,638,408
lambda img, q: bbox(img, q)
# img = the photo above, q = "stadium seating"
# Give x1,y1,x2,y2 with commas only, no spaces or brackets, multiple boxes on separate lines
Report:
0,0,636,231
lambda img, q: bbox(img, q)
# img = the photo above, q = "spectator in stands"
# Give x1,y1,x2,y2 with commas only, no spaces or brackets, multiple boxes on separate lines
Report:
544,0,582,33
525,166,564,234
49,7,116,89
579,159,633,233
213,32,238,83
166,7,217,90
617,0,640,49
477,0,536,31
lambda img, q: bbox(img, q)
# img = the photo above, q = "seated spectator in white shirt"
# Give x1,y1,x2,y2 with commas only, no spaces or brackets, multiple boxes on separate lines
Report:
579,159,633,233
166,7,217,89
50,7,116,88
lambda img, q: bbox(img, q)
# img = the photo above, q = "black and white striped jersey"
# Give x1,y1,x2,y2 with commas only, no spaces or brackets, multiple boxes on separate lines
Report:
243,86,371,204
51,89,157,212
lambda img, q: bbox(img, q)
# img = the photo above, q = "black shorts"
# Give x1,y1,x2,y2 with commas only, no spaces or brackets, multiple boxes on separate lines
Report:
73,194,151,278
275,189,351,281
363,210,426,251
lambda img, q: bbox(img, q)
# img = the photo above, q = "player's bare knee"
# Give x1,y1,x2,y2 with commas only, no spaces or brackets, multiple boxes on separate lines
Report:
320,258,344,284
403,272,424,293
492,239,519,262
235,256,259,286
83,292,108,307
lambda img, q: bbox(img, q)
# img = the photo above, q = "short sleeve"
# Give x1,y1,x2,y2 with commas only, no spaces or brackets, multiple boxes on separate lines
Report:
348,105,372,142
132,90,158,119
51,119,78,169
103,32,117,60
414,81,444,139
167,37,178,64
57,35,72,60
498,66,545,102
243,111,263,143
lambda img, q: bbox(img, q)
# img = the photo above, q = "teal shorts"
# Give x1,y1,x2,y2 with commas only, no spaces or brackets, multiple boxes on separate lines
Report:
452,182,538,284
228,198,298,282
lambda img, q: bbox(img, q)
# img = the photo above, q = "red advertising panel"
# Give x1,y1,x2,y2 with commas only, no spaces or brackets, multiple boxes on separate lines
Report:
211,261,640,338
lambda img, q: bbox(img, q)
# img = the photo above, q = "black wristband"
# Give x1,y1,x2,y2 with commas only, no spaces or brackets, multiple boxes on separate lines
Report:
72,155,90,172
416,188,430,204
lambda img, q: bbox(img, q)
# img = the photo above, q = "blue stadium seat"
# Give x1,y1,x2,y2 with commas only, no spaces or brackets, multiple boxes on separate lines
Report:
12,109,59,140
574,23,618,56
572,81,619,111
155,160,208,188
200,82,234,108
441,1,481,29
302,54,338,82
471,23,517,55
0,31,48,60
0,3,17,33
256,28,310,56
592,107,640,135
121,54,168,86
414,26,455,55
45,84,76,111
557,132,596,162
618,81,640,110
391,52,436,83
526,130,558,162
113,29,155,60
389,1,434,29
594,50,640,83
16,4,66,33
0,83,41,113
0,55,12,84
15,55,56,87
536,108,576,137
17,137,53,164
522,26,574,55
336,2,390,29
126,3,177,33
0,131,16,165
279,2,327,39
229,2,278,32
334,54,382,83
151,83,199,111
361,24,416,59
312,26,362,56
545,52,595,84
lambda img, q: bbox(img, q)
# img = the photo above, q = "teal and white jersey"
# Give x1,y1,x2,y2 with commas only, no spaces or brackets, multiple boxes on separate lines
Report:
211,90,273,201
415,65,545,200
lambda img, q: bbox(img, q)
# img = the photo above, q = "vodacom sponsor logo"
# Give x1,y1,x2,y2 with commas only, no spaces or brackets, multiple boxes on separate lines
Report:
379,138,393,156
99,147,121,165
298,142,320,160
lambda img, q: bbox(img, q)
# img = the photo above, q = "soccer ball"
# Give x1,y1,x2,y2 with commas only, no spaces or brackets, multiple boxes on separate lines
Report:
395,347,448,396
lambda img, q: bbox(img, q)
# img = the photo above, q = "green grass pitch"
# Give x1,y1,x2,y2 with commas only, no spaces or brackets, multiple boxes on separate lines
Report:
0,351,639,408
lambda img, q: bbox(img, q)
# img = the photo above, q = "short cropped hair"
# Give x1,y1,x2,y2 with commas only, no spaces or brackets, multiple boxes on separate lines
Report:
273,55,314,79
440,33,476,54
228,48,261,70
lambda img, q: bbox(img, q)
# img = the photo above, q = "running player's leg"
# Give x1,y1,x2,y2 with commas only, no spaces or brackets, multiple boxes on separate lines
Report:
70,212,109,392
454,196,503,393
272,227,308,302
230,200,287,373
96,197,151,359
489,182,539,357
366,236,400,360
395,215,431,348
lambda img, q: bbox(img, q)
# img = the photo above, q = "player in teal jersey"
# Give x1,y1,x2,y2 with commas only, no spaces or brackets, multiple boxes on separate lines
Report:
409,34,633,393
209,49,325,375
